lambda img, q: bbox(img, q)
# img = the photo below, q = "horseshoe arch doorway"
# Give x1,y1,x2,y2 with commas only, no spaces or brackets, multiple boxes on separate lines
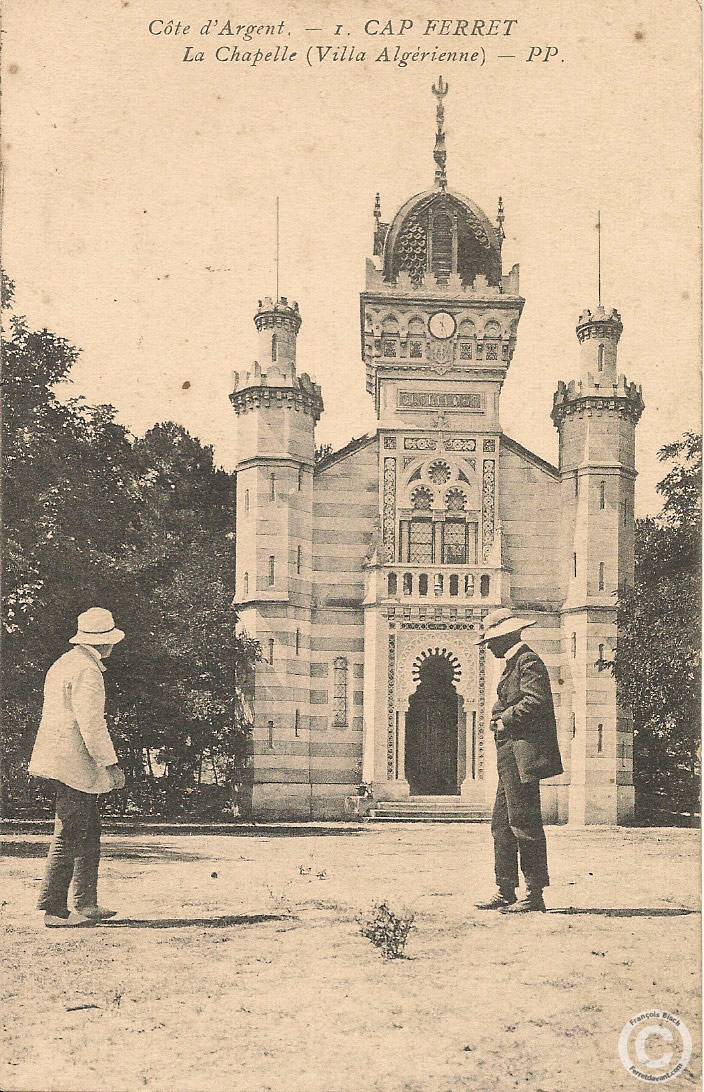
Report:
405,649,463,795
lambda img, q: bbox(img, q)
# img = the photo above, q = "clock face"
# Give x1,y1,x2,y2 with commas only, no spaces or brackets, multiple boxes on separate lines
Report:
429,311,456,340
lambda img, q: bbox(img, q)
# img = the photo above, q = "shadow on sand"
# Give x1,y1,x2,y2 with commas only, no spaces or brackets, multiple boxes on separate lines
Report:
100,913,291,929
1,840,203,862
548,907,698,917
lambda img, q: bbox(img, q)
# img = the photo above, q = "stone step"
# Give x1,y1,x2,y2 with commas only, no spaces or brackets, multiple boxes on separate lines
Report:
369,798,491,823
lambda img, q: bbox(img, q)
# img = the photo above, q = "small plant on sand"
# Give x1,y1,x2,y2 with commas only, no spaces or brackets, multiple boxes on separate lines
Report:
359,901,415,959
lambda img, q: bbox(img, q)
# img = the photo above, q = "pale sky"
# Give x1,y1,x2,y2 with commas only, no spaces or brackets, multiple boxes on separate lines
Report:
3,0,701,514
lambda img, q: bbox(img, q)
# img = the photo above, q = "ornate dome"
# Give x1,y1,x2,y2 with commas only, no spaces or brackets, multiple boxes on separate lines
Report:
382,188,502,288
373,78,505,289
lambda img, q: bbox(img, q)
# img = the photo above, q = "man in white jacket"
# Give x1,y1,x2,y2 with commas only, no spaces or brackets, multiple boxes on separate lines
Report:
29,607,126,928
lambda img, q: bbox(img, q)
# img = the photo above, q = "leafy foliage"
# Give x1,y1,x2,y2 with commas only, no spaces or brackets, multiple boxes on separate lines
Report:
1,275,258,817
359,901,415,959
613,432,701,820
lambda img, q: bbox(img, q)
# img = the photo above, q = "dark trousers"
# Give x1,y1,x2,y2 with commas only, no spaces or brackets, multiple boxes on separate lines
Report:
491,740,549,891
37,782,101,914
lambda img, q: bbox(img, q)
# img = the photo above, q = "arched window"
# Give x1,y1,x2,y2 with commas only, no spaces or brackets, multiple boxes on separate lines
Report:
599,481,606,509
269,473,276,501
418,573,428,596
268,639,275,665
434,574,444,596
295,629,300,656
387,572,397,596
480,574,490,597
571,632,577,657
403,572,413,596
464,574,475,598
268,555,275,585
243,572,249,597
296,545,302,575
599,562,605,591
244,489,250,513
271,333,278,361
449,574,459,597
332,657,348,727
598,643,605,666
597,724,604,753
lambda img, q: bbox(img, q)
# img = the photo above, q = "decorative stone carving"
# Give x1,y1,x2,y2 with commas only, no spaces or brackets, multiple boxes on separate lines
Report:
383,435,397,449
404,437,437,451
383,457,397,554
445,437,476,451
483,438,496,452
482,459,496,562
387,632,396,778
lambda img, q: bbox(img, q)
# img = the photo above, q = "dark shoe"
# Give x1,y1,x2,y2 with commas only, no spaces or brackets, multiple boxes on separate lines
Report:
475,890,517,910
500,891,546,913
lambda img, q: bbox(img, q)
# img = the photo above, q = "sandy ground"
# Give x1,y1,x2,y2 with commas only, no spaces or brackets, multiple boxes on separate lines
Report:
0,823,700,1092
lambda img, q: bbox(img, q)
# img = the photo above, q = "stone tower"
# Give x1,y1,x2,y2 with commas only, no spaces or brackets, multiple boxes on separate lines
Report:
552,305,644,824
230,296,323,816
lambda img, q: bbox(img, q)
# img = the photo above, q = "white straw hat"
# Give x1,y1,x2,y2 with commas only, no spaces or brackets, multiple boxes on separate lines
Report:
475,607,535,645
70,607,125,646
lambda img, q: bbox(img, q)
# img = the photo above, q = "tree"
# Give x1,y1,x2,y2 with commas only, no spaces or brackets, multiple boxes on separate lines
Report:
1,275,258,817
613,432,701,820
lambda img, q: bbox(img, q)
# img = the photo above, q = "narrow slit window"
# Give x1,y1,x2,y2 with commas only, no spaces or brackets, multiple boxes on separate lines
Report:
598,344,605,371
294,709,300,737
480,574,490,597
271,333,277,361
418,573,428,596
267,720,274,748
573,553,577,578
298,467,303,491
268,555,275,585
269,473,276,501
599,481,606,509
449,574,459,597
297,545,302,574
571,632,577,657
268,639,275,665
244,489,250,513
332,657,348,727
572,713,576,738
243,572,249,597
387,572,397,596
597,724,603,753
295,629,300,656
599,562,605,591
403,572,413,596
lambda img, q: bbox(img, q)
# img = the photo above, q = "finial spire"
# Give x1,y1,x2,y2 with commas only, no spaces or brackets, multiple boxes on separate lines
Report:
597,209,602,307
275,196,280,301
496,196,506,252
431,76,449,190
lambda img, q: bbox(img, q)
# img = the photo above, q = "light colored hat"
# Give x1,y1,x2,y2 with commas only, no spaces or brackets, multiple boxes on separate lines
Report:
70,607,125,646
475,607,535,645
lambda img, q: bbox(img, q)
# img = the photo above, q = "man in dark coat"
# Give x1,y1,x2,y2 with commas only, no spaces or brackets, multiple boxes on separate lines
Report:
474,608,562,913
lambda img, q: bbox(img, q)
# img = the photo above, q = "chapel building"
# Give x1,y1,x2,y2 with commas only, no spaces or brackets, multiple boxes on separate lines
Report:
230,82,644,825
